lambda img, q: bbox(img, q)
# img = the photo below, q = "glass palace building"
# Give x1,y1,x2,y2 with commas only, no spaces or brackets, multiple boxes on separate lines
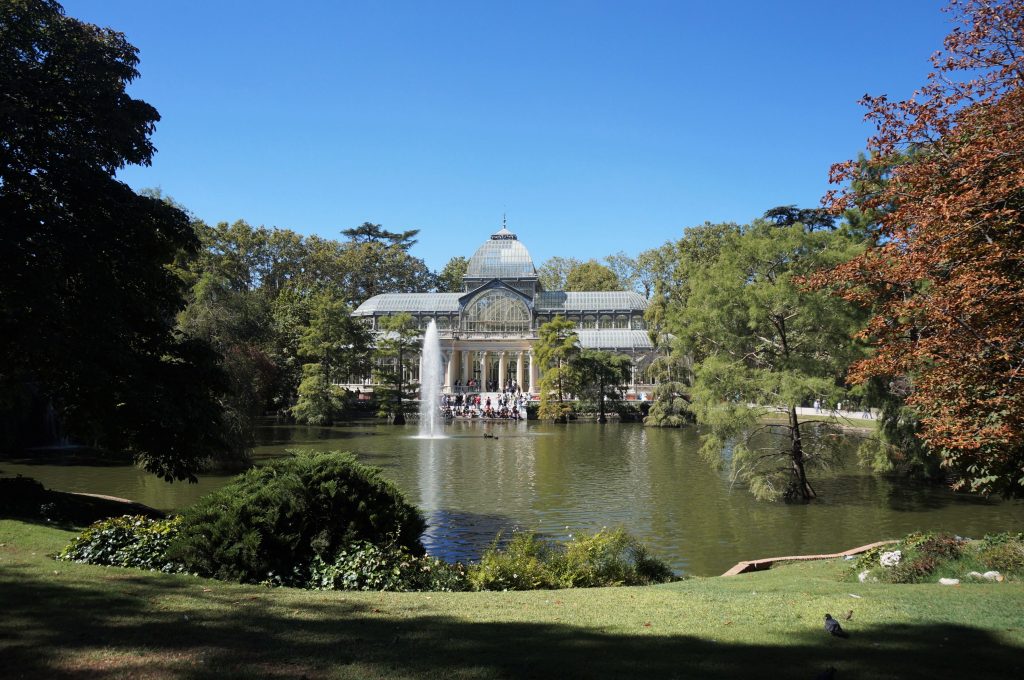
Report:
351,226,655,394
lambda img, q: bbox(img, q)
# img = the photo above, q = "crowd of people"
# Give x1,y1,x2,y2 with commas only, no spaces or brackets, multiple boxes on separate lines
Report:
439,384,529,420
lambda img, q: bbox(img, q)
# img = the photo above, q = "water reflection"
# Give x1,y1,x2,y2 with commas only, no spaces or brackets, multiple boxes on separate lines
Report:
4,420,1024,576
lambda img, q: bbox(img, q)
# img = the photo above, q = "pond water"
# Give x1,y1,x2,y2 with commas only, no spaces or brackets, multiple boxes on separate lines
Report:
4,420,1024,576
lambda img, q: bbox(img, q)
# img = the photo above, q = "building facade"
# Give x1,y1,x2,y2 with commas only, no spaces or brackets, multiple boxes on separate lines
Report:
351,226,655,393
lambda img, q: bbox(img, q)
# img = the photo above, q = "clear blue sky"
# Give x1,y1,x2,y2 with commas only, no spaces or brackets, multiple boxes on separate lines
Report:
64,0,951,271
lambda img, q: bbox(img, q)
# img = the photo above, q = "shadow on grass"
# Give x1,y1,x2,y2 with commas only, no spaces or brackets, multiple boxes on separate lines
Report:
1,566,1021,680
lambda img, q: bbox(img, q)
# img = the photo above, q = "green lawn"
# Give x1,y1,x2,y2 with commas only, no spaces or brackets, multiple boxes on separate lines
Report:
2,519,1022,679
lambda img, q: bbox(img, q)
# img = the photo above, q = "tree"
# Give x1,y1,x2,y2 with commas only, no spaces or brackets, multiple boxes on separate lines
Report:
373,313,420,424
537,256,581,291
643,354,695,428
762,205,836,231
292,291,370,425
815,0,1024,497
0,1,227,480
564,260,621,292
570,350,632,423
341,222,420,250
535,316,580,422
604,252,639,293
436,256,468,292
672,220,867,501
340,237,434,306
177,270,277,459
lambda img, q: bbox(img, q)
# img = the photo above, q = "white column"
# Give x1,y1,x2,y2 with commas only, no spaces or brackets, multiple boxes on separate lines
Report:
516,351,524,389
480,351,488,390
529,351,539,393
444,350,455,391
498,351,508,391
463,350,472,387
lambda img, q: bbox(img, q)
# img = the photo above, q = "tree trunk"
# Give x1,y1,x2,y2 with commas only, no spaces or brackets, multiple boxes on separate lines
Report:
597,377,607,423
788,405,815,501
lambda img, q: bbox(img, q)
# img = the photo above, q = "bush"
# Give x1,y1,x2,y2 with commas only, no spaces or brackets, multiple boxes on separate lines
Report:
557,528,675,587
470,531,560,591
468,528,675,591
307,542,470,592
57,515,185,573
167,451,426,584
977,533,1024,573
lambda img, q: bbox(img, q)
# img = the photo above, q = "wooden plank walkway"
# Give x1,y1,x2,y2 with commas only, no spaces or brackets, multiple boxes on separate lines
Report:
721,539,899,576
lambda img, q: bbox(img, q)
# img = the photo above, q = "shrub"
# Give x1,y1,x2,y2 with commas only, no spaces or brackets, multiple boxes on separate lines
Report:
556,528,675,587
56,515,186,573
167,451,426,584
977,533,1024,573
306,542,470,592
468,528,675,591
470,531,560,591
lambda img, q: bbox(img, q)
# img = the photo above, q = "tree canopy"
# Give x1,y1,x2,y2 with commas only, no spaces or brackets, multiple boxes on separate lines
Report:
564,260,622,292
535,316,580,422
537,256,581,291
0,0,227,480
667,220,867,500
814,0,1024,497
436,256,469,293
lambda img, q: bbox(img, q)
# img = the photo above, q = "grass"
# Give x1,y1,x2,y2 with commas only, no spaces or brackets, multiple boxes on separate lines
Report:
2,519,1023,679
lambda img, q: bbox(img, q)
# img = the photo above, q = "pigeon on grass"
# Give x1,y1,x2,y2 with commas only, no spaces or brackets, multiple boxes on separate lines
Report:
824,613,848,638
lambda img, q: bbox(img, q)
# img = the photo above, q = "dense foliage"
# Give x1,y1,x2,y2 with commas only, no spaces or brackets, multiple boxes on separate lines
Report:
57,516,186,573
0,0,228,480
652,219,867,500
166,452,426,584
306,542,469,592
372,313,421,424
535,317,580,422
815,0,1024,496
564,260,622,292
468,528,674,591
570,350,633,423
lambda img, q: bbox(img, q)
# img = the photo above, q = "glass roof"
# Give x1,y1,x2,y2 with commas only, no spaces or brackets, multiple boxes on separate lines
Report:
353,293,461,315
354,290,649,316
465,228,537,279
577,329,653,350
535,291,648,312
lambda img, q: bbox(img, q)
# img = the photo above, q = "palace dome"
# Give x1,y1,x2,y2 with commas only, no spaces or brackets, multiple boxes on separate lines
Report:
466,227,537,279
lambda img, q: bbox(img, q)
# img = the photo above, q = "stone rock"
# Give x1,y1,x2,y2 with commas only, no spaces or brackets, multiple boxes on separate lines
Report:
879,550,902,567
857,570,877,583
982,571,1003,582
939,577,960,586
966,571,984,580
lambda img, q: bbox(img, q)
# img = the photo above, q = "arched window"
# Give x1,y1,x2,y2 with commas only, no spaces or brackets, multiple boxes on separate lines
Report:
461,289,531,333
582,315,597,329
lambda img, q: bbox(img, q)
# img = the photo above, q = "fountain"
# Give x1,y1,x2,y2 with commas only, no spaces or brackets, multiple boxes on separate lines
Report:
417,319,446,438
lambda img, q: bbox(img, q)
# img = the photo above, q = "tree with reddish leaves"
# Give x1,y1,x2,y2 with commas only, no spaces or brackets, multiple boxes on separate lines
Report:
815,0,1024,496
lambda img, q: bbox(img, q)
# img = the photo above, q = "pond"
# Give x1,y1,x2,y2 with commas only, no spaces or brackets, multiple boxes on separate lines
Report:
4,420,1024,576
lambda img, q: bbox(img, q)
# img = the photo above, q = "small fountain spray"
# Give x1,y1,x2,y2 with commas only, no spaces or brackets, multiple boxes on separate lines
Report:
417,319,446,439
